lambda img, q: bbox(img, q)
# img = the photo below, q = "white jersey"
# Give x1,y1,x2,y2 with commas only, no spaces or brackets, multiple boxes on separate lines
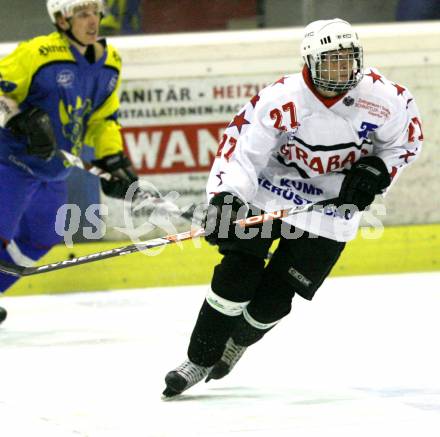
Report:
207,66,423,241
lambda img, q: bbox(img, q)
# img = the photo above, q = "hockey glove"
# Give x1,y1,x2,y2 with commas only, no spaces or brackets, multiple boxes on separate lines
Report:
92,152,138,199
6,107,56,161
338,156,391,211
203,192,246,246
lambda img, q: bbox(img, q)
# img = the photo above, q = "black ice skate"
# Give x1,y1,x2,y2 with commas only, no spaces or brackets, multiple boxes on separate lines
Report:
162,360,211,399
206,337,247,382
0,306,7,325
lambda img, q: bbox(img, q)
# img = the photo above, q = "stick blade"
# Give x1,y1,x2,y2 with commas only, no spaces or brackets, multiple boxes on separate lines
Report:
0,261,27,277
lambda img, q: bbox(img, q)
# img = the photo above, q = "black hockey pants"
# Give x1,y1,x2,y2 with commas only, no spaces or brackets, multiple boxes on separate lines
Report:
188,219,345,366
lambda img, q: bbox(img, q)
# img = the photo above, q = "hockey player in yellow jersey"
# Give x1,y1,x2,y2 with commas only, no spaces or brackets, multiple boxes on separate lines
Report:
0,0,138,323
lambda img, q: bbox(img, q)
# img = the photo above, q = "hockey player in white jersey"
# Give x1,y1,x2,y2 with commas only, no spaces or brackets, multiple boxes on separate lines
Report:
162,18,423,398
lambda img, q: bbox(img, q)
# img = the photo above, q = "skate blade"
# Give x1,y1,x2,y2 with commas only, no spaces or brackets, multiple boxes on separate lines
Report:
161,393,183,401
161,387,183,401
205,361,229,382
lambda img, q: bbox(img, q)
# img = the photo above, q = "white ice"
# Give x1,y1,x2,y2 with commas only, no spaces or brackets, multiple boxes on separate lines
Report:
1,272,440,437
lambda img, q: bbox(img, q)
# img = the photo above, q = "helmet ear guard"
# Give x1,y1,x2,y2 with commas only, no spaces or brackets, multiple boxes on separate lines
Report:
301,19,364,93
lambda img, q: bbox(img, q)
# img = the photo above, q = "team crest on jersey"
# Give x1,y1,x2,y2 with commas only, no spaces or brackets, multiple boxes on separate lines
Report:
56,70,75,88
59,96,93,156
357,121,378,139
343,96,355,106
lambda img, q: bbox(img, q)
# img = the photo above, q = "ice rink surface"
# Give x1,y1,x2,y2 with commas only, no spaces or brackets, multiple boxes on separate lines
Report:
1,272,439,437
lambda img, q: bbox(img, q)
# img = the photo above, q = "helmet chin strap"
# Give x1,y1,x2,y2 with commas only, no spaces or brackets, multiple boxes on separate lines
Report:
58,18,97,64
65,29,88,48
63,18,89,48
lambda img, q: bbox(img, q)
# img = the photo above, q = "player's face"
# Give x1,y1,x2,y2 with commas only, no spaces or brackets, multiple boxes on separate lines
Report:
69,4,101,45
319,49,355,84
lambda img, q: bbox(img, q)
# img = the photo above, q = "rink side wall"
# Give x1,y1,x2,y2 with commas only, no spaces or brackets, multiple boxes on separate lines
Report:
7,223,440,296
1,21,439,295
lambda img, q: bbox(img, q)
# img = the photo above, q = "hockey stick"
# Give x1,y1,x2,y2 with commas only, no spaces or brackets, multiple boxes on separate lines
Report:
0,198,342,278
58,149,196,221
0,228,206,277
235,197,341,227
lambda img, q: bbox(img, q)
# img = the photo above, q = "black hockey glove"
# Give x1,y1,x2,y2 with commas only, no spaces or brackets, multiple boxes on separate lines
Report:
203,192,246,246
6,107,56,161
92,152,138,199
338,156,391,211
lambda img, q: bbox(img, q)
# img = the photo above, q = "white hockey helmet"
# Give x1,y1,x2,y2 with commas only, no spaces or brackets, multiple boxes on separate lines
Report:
47,0,105,23
301,18,363,93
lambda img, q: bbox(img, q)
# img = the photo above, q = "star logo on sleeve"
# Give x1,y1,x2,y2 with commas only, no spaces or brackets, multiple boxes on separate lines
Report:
365,70,384,84
250,94,260,108
399,150,415,163
216,171,225,186
228,111,250,134
393,83,406,96
272,76,287,86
